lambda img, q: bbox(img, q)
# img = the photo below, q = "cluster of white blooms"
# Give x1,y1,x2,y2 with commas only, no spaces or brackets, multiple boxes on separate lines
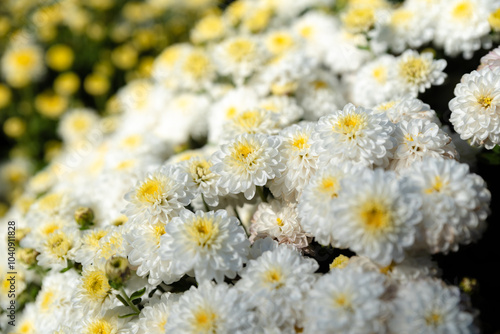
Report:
2,0,499,332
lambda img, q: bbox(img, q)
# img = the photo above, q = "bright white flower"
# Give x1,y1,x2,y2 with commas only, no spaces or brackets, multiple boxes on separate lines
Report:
72,264,116,316
93,226,129,266
134,294,179,334
395,50,447,97
211,133,285,200
331,168,422,265
76,311,128,334
237,245,318,330
151,44,191,86
73,227,110,267
250,200,311,249
350,55,398,107
303,266,388,334
479,46,500,70
58,108,100,145
258,95,304,127
124,165,195,224
298,161,365,246
296,70,346,120
165,281,254,333
434,0,492,59
1,36,45,87
389,279,477,333
160,209,249,283
374,95,441,125
221,108,281,142
313,103,395,168
389,119,458,172
269,122,318,202
174,47,216,91
213,36,267,85
402,158,490,253
449,67,500,149
35,227,81,271
179,156,221,207
125,220,181,286
324,30,372,74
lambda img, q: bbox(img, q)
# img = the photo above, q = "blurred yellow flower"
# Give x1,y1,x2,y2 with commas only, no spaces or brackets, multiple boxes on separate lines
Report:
1,41,45,88
3,117,26,138
84,73,110,95
191,14,226,44
0,84,12,109
137,56,155,78
54,72,80,96
243,6,272,33
35,91,68,118
489,8,500,31
111,44,138,70
46,44,74,71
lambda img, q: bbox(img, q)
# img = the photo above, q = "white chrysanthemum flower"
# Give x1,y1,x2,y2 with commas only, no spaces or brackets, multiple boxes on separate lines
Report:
395,50,447,97
165,281,254,333
332,168,422,265
221,108,281,142
350,55,398,107
269,122,318,202
211,133,285,200
72,264,116,316
160,209,249,283
389,279,477,333
73,228,110,267
263,29,298,57
134,293,179,334
402,158,490,253
35,227,81,270
179,156,221,207
258,95,304,127
124,165,195,224
303,266,388,334
313,103,395,168
434,0,492,59
76,311,128,334
236,245,318,330
324,30,372,74
479,46,500,70
151,43,191,87
125,220,181,286
296,70,346,120
20,215,74,250
174,47,216,91
213,36,267,85
449,67,500,149
374,95,441,125
389,119,458,172
58,108,100,145
251,200,311,249
297,161,365,246
1,37,45,87
93,226,128,266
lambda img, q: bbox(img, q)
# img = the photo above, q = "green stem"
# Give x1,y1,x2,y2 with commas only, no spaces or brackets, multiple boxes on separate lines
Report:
119,287,140,314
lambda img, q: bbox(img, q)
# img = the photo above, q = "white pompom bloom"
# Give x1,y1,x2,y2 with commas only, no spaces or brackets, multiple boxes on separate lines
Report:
250,200,311,249
303,266,389,334
221,108,281,142
389,119,458,172
374,95,441,125
35,227,81,271
331,168,422,266
58,108,100,146
236,245,318,330
389,279,477,333
434,0,492,59
76,311,128,334
133,293,179,334
479,46,500,71
160,209,249,283
211,133,285,200
449,67,500,149
297,161,365,247
269,122,318,202
258,95,304,127
395,50,447,97
179,156,221,207
165,281,255,333
402,158,491,253
124,220,181,286
124,165,195,224
313,103,395,168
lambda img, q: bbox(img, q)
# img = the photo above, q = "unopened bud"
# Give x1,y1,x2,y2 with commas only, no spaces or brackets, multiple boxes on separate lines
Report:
74,207,94,227
19,248,39,266
106,256,130,286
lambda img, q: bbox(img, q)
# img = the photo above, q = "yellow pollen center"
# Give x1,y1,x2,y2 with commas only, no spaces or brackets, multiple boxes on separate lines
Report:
263,268,284,289
452,1,473,20
38,193,63,213
335,113,366,137
235,110,262,130
372,66,387,84
40,290,55,311
299,26,313,38
153,224,166,243
137,178,163,204
425,311,443,327
226,39,255,62
276,217,284,226
360,200,392,232
399,57,429,84
225,106,237,119
425,175,446,194
319,177,339,198
183,52,211,79
122,134,142,148
378,101,396,111
86,319,113,334
71,117,90,132
83,271,111,301
187,216,219,247
330,254,350,270
312,80,328,90
15,51,35,67
193,309,217,332
478,95,493,109
291,135,309,150
391,9,413,27
232,142,255,164
46,232,71,258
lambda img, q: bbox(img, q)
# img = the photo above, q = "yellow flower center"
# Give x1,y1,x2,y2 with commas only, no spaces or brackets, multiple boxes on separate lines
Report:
425,311,443,327
40,290,55,311
318,176,339,198
187,216,219,247
335,113,367,138
343,8,375,33
193,308,217,332
372,66,387,84
85,319,113,334
225,106,238,119
231,141,256,166
478,95,493,109
121,134,142,148
226,39,255,62
291,134,309,151
234,110,263,131
488,8,500,31
360,200,392,232
377,101,396,111
14,50,36,67
82,271,111,301
183,52,211,79
399,57,430,84
312,80,328,90
153,223,166,243
330,254,350,270
299,25,313,38
390,9,413,27
425,175,447,194
276,217,284,226
38,193,63,213
85,230,108,248
137,178,164,204
267,32,294,54
46,232,72,258
452,1,473,20
263,267,285,289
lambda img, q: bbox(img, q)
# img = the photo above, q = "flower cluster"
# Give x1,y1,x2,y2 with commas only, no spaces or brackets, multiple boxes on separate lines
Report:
1,0,499,332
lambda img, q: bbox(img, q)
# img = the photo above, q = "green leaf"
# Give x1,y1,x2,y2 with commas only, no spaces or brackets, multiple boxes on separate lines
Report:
118,312,139,319
116,294,129,307
132,298,142,305
130,287,146,301
108,279,121,290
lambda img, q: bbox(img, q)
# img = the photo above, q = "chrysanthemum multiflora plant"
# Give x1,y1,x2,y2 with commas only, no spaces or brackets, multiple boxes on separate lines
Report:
2,0,500,332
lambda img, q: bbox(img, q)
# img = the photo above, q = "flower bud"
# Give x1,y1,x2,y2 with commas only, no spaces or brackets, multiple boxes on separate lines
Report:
105,256,130,286
74,207,94,227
